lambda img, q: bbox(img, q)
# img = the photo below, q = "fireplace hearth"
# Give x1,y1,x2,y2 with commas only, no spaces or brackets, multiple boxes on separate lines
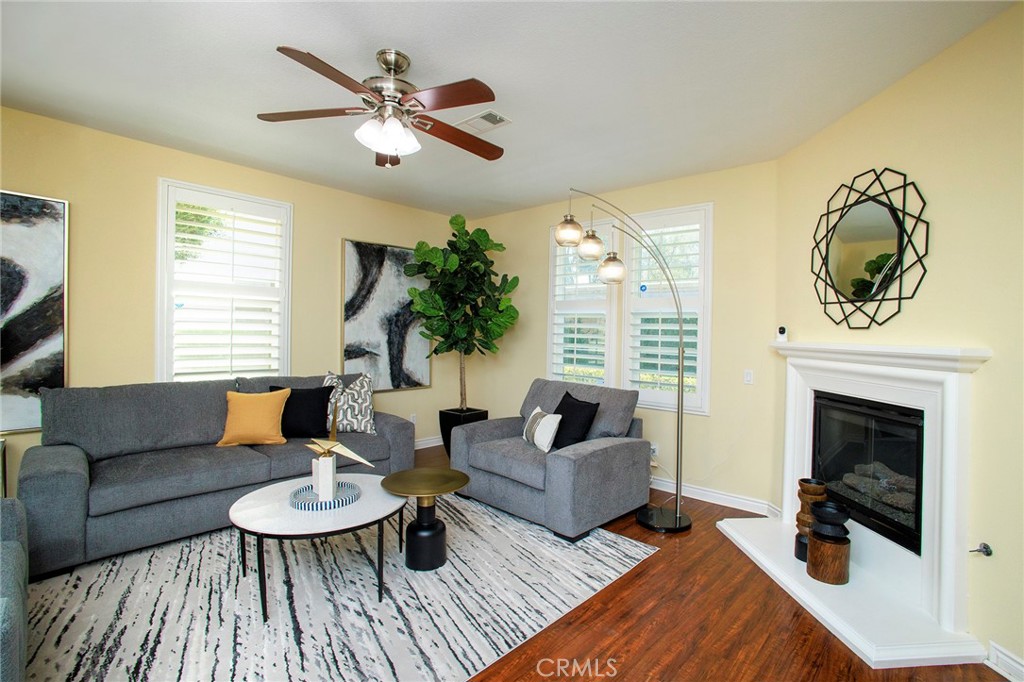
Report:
813,391,923,554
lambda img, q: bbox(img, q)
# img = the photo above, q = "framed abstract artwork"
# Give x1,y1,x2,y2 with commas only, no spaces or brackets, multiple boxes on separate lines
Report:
1,191,68,432
343,240,430,391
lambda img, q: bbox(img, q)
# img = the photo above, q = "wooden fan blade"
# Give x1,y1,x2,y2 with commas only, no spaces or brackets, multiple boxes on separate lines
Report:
412,115,504,160
400,78,495,112
257,107,371,122
277,46,383,103
375,153,400,167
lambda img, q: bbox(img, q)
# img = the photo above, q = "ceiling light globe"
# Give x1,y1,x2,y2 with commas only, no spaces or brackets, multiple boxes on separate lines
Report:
354,117,386,152
396,125,421,156
597,252,627,284
554,214,584,247
577,229,605,261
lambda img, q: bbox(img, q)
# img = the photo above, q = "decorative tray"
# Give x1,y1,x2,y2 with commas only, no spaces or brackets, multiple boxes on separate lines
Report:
289,481,361,511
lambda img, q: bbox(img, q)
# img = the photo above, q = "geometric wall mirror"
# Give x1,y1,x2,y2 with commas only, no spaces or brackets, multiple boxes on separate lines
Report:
811,168,929,328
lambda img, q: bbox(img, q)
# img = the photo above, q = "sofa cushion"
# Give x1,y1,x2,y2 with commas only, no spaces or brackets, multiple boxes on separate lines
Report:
88,444,271,516
469,437,547,491
217,390,290,446
236,374,328,393
552,392,600,449
252,432,392,479
272,385,333,438
41,379,237,461
519,379,638,440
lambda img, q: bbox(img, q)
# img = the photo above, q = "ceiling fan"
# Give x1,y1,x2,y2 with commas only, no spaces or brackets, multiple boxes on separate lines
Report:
258,46,503,168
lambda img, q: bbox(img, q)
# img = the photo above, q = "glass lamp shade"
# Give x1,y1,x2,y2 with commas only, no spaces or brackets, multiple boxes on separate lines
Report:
577,229,605,261
597,252,627,284
355,116,421,156
554,214,584,247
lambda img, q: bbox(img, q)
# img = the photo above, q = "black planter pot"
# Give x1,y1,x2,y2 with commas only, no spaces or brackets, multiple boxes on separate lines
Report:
439,408,488,455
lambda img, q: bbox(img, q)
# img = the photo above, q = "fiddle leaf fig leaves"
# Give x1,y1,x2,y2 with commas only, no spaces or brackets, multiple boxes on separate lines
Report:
405,214,521,408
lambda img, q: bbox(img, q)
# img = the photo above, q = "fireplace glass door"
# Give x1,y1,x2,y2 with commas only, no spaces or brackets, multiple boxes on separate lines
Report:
812,391,924,554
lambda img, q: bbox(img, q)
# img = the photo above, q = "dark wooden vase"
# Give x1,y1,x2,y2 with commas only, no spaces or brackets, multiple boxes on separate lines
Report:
806,500,851,585
439,408,488,455
795,478,827,562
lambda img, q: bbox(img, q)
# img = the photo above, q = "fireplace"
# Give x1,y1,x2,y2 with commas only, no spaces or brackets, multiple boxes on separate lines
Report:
813,391,924,554
717,342,991,668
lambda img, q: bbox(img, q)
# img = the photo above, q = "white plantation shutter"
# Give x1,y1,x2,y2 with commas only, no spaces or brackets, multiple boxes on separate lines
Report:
157,181,292,382
549,226,613,384
625,210,709,411
548,205,711,414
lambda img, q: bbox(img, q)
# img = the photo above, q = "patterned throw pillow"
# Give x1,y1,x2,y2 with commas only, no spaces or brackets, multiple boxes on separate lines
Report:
323,372,377,435
522,407,562,453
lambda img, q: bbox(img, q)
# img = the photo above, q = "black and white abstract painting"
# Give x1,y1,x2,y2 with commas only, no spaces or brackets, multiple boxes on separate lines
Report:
1,191,68,432
344,240,429,391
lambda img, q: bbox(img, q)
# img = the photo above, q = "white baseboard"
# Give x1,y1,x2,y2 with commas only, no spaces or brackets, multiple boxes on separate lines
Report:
650,475,781,518
415,435,444,450
987,641,1024,682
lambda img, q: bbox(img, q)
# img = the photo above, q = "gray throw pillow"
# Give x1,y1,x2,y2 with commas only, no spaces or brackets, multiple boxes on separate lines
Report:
323,372,377,435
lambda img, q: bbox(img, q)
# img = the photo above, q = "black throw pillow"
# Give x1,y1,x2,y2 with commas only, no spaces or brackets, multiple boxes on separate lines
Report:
552,391,600,449
270,385,333,438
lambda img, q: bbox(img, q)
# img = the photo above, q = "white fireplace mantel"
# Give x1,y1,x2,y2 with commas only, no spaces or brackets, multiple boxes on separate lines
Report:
718,341,992,669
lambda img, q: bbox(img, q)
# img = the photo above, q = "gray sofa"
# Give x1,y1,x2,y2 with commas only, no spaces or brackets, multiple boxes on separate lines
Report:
17,374,414,578
450,378,650,541
1,498,28,682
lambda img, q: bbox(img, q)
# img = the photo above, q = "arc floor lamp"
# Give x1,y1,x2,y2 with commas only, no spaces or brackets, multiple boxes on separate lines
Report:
554,188,692,533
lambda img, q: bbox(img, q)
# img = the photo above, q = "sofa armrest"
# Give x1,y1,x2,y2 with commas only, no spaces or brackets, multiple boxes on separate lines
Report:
449,417,524,472
17,444,90,576
373,412,415,473
544,437,651,538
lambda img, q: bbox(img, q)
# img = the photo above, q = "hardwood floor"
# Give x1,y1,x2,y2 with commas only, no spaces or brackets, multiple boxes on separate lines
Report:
415,446,1003,682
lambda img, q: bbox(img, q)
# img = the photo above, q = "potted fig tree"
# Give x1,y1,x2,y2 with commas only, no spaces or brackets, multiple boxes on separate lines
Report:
405,214,520,453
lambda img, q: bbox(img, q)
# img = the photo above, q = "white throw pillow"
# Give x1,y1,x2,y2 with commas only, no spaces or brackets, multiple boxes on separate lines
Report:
522,407,562,453
323,372,377,435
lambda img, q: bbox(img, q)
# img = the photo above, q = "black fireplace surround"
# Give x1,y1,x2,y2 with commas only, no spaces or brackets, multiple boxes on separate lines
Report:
812,391,924,554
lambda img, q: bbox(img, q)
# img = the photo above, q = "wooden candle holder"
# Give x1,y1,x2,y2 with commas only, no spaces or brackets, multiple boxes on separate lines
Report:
795,478,827,562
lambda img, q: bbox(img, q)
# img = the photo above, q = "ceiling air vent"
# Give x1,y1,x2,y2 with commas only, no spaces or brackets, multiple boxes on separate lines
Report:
456,109,510,135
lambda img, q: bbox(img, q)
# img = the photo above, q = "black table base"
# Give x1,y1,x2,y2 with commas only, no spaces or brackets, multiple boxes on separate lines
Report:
405,502,447,571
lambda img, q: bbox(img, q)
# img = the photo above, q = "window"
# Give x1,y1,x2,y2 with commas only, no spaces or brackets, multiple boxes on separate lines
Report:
547,204,712,414
157,180,292,382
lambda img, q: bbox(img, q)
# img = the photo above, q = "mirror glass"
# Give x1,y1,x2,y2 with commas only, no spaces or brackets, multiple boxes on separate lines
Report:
827,199,901,300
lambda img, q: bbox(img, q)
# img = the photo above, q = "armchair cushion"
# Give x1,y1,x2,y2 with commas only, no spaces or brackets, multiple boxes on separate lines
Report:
468,437,547,490
519,379,638,440
552,391,600,449
523,408,562,453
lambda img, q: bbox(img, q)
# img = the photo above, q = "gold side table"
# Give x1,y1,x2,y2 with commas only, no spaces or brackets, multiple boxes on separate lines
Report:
381,467,469,571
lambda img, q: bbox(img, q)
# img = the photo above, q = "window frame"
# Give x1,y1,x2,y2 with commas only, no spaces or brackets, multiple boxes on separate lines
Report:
155,178,293,382
547,202,713,415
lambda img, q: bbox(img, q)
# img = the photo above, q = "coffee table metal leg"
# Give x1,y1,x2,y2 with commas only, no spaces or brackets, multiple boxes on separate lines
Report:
398,507,404,553
377,519,385,602
256,534,268,622
238,529,247,577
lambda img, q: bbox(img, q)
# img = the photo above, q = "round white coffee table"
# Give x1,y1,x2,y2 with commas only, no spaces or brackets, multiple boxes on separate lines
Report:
229,473,407,621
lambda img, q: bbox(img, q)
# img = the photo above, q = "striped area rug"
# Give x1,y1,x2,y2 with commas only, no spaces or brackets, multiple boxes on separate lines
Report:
27,495,656,681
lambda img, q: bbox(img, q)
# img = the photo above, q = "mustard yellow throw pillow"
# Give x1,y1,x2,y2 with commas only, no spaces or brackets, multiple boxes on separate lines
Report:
217,389,291,446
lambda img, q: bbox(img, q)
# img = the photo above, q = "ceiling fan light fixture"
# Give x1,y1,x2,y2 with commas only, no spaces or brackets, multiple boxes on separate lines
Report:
354,116,386,152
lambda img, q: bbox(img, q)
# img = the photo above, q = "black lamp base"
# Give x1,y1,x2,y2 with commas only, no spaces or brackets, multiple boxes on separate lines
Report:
636,504,692,533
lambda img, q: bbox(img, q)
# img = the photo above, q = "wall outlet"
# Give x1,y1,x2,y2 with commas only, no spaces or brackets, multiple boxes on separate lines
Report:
744,369,754,385
650,442,659,458
410,413,417,424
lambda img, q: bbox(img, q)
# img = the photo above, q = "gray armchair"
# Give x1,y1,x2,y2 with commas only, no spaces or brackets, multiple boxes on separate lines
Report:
450,378,651,541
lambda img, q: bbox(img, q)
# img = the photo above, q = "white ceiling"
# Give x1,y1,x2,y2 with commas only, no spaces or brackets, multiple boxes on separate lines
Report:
1,2,1009,218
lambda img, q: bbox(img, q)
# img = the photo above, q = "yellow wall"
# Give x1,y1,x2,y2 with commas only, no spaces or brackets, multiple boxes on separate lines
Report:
0,107,466,492
775,5,1023,657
